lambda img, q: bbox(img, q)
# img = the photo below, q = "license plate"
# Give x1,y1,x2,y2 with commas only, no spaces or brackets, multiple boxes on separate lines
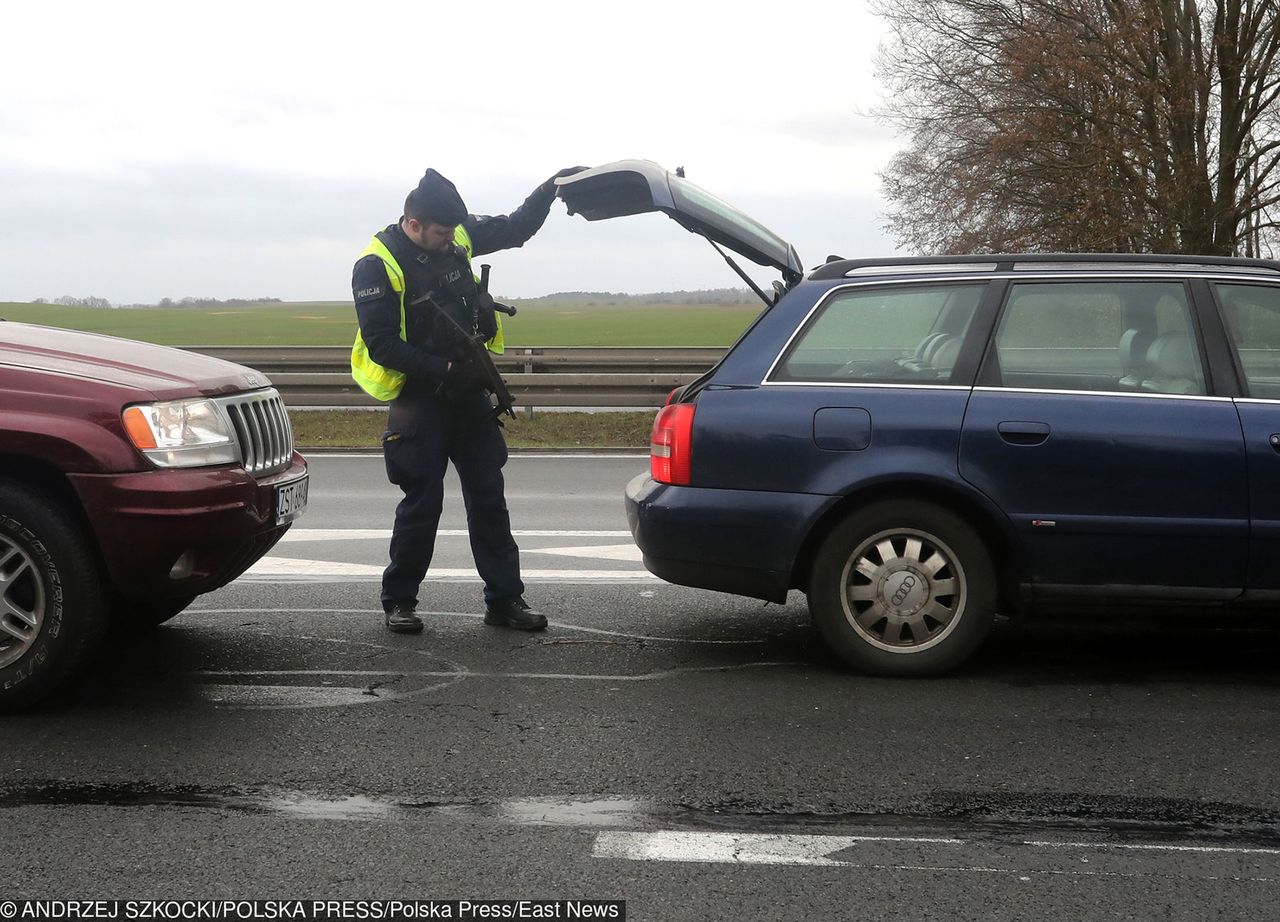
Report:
275,475,309,525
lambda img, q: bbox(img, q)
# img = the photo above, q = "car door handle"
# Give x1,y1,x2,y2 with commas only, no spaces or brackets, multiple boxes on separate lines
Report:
997,421,1051,446
1270,434,1280,454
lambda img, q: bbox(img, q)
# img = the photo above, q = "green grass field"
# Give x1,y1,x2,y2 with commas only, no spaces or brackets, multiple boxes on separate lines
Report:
0,299,761,347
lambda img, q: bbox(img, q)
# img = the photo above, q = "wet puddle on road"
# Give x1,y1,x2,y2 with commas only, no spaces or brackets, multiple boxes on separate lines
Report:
4,782,1280,849
7,784,1279,884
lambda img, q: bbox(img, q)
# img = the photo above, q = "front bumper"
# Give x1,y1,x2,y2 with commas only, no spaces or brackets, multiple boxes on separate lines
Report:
624,472,828,603
69,452,308,599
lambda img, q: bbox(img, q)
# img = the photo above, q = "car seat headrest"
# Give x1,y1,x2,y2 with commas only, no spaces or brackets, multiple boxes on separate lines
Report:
1147,331,1196,379
1119,328,1155,374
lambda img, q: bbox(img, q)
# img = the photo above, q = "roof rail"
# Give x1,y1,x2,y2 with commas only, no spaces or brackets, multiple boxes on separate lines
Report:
809,252,1280,280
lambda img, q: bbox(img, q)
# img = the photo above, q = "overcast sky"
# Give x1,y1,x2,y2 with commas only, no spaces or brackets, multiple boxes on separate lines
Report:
0,1,904,304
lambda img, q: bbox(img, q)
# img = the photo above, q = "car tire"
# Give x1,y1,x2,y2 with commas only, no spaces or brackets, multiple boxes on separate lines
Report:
112,594,197,631
0,481,110,712
809,500,996,676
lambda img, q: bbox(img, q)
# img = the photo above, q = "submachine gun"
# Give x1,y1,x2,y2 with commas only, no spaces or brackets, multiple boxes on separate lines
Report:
409,263,517,420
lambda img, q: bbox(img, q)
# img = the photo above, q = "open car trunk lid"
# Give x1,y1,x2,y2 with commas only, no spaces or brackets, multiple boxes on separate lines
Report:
555,160,803,285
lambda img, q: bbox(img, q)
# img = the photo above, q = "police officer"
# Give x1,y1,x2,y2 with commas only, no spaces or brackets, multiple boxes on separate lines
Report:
351,166,587,634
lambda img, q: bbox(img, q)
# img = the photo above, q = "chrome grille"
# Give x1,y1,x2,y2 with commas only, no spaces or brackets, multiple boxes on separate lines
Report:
218,389,294,477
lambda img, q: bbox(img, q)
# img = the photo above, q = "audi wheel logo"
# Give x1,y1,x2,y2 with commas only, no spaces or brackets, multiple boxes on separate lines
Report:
891,575,918,607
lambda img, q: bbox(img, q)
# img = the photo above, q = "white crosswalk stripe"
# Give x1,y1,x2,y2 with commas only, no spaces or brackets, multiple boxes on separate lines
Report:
243,559,657,581
524,544,643,562
593,831,966,866
249,528,653,582
280,529,632,542
590,829,1280,880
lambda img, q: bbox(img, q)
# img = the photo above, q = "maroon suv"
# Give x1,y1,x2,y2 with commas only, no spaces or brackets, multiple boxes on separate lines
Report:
0,321,308,710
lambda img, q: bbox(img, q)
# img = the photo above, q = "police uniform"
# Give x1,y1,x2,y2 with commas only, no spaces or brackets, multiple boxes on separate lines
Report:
351,168,578,632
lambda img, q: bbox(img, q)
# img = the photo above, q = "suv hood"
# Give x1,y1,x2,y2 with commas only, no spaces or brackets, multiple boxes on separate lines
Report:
555,160,803,284
0,322,270,399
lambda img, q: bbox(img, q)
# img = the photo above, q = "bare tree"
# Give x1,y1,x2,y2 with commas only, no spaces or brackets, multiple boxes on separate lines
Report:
875,0,1280,256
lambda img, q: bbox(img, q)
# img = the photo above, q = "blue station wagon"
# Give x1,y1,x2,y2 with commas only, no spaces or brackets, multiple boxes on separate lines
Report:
557,161,1280,675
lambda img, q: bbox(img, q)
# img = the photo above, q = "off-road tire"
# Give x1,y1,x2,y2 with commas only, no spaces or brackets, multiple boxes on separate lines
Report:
0,481,109,711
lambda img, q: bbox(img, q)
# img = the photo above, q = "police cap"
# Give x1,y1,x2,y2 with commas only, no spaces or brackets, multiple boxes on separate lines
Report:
408,169,467,227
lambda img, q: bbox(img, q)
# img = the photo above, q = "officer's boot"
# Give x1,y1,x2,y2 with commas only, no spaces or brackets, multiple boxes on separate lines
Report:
484,596,548,631
385,604,424,634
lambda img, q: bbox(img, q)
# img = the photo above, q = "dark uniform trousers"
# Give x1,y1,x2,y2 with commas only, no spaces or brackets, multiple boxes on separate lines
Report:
380,388,524,611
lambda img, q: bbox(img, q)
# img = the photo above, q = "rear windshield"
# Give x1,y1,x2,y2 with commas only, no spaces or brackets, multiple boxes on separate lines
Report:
670,177,793,271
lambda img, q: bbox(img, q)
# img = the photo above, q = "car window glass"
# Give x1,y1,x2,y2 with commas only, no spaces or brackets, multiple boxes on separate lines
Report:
773,284,984,384
670,178,792,261
1155,292,1192,334
1215,282,1280,398
993,282,1205,396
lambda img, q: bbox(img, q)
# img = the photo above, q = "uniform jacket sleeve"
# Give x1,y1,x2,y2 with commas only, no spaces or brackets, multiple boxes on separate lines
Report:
352,255,449,383
463,178,559,257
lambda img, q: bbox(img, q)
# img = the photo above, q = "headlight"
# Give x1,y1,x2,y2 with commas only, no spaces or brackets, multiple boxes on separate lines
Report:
122,398,239,468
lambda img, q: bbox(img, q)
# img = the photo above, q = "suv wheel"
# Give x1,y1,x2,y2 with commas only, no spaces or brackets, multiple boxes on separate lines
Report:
809,500,996,676
0,481,109,711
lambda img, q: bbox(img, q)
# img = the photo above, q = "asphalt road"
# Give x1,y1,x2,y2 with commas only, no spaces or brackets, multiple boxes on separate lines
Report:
5,455,1280,920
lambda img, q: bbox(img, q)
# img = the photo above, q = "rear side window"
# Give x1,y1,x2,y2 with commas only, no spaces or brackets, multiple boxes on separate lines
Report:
991,281,1205,396
1215,283,1280,399
773,283,984,384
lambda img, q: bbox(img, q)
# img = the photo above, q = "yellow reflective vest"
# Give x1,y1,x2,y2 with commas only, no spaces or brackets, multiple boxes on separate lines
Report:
350,224,504,402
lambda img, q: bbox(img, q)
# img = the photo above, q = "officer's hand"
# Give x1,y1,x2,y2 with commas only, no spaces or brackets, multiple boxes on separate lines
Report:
476,304,498,340
540,166,591,199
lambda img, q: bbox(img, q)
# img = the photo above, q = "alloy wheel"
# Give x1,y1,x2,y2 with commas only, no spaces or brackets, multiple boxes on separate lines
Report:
840,527,967,653
0,536,45,670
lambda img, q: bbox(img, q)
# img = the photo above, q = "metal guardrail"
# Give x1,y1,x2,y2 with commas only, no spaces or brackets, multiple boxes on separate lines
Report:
185,346,725,408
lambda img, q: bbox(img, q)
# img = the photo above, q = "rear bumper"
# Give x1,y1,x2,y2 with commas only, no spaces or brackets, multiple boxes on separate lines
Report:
69,452,308,599
624,472,827,603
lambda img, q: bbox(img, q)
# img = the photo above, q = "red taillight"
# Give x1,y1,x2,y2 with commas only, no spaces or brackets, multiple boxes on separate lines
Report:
650,402,696,485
